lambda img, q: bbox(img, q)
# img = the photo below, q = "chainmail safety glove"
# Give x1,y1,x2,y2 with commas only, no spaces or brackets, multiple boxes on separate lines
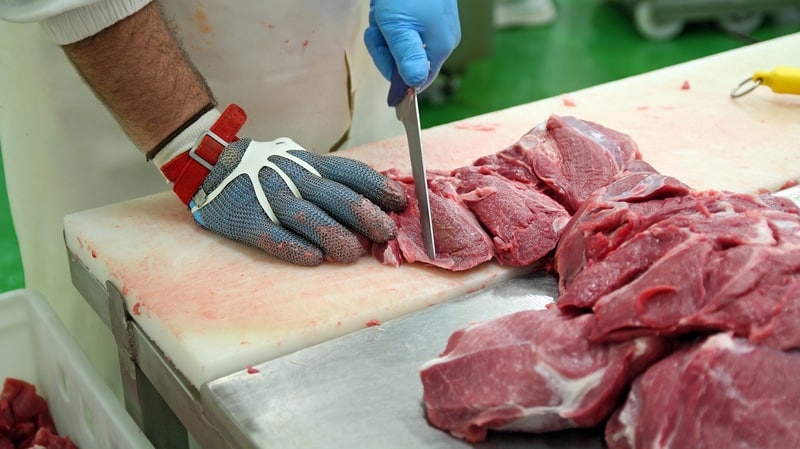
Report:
364,0,461,91
153,105,407,266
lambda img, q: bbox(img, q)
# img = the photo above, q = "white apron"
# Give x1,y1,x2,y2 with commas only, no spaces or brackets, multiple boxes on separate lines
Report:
0,0,402,400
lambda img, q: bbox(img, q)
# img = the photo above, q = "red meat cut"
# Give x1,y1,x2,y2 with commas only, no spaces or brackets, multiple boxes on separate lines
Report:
379,115,640,270
454,165,570,266
0,378,77,449
374,170,496,271
605,333,800,449
419,307,667,443
555,171,800,350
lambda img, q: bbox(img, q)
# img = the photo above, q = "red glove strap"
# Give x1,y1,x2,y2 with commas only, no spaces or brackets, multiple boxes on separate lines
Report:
161,104,247,205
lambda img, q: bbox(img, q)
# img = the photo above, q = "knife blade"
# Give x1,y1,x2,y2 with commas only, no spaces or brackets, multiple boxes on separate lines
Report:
388,70,436,259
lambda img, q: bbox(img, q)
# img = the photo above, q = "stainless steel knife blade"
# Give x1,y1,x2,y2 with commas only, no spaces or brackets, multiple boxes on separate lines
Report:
388,70,436,259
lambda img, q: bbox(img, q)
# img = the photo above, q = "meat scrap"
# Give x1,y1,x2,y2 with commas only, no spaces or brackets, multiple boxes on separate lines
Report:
419,307,667,443
606,333,800,449
379,115,640,271
0,378,78,449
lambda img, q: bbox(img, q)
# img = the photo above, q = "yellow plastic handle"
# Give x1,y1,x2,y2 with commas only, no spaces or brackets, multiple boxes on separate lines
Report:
753,66,800,95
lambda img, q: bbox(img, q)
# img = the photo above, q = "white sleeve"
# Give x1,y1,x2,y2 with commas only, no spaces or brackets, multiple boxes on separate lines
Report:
0,0,151,44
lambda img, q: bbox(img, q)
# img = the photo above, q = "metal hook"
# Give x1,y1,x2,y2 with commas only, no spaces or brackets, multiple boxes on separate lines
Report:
730,76,762,98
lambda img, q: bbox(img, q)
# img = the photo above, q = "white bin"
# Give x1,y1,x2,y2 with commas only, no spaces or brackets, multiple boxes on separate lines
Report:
0,289,155,449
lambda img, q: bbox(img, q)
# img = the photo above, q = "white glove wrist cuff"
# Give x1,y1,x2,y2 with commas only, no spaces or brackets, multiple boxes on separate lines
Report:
153,108,221,169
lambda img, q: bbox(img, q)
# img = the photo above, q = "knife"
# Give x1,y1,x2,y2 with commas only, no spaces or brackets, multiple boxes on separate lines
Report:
388,69,436,259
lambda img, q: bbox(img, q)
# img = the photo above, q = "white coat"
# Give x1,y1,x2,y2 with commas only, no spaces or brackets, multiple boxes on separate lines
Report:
0,0,402,400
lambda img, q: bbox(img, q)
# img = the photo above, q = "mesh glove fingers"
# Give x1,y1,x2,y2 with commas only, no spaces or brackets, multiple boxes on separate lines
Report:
260,190,364,263
268,152,401,243
286,150,407,212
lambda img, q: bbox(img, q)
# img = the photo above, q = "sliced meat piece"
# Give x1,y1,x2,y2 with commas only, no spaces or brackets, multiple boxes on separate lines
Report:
606,333,800,449
7,380,47,423
580,210,800,350
557,222,691,311
527,115,641,213
454,166,570,266
419,307,667,443
28,427,79,449
554,172,693,292
382,169,495,271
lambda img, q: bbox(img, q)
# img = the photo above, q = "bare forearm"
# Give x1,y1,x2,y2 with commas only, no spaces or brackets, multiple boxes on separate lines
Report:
62,1,215,154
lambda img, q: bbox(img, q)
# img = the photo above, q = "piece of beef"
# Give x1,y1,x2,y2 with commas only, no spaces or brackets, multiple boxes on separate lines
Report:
589,212,800,348
519,115,641,214
554,171,800,349
419,307,667,443
0,378,74,449
560,207,784,310
27,427,79,449
556,172,800,294
454,166,571,266
376,169,495,271
606,333,800,449
554,171,693,293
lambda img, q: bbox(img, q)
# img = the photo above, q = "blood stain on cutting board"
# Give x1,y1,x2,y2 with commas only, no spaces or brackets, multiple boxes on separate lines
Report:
454,122,499,132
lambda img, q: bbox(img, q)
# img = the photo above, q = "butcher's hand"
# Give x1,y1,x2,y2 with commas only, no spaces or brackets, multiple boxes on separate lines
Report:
154,105,407,266
364,0,461,91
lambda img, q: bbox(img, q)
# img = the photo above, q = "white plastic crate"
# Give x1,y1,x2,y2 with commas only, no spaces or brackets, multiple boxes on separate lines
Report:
0,289,155,449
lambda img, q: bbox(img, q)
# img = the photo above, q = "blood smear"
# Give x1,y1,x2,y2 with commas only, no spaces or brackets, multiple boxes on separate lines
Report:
366,319,381,327
247,365,260,374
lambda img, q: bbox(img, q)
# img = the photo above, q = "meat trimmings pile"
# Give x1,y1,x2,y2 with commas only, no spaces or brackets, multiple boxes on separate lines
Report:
409,116,800,449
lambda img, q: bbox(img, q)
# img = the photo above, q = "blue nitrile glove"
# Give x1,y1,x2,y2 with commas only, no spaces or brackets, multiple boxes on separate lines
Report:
364,0,461,91
190,138,407,266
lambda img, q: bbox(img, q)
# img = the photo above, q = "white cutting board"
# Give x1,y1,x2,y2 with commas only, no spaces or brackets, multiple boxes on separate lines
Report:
64,33,800,388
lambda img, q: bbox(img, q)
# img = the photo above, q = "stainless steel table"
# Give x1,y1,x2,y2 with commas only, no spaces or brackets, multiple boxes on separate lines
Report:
69,253,605,449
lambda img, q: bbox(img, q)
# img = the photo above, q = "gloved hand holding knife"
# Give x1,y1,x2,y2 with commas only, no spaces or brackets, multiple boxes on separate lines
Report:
364,0,462,92
366,0,461,259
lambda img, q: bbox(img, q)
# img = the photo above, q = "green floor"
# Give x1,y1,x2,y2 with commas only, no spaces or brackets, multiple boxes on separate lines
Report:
1,0,798,293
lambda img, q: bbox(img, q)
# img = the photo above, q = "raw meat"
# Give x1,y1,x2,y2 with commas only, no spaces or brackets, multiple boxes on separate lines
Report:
554,171,693,292
606,333,800,449
418,115,800,445
379,115,639,270
375,170,496,271
507,115,641,214
419,307,667,443
454,165,570,266
554,171,800,350
0,378,78,449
